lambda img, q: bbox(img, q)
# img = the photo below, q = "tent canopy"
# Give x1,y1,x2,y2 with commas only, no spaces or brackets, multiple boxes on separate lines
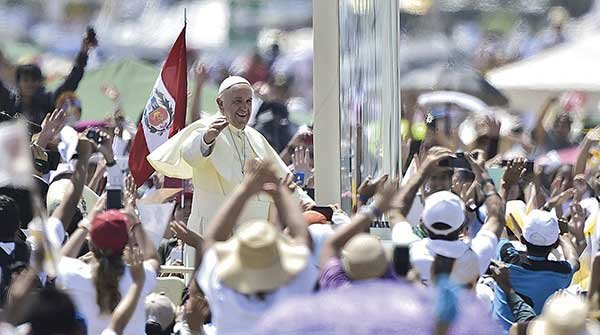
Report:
487,33,600,92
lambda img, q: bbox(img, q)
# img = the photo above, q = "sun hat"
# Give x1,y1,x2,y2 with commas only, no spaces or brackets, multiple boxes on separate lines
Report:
523,210,559,247
46,179,99,217
214,220,309,294
217,76,252,97
145,293,176,331
528,294,600,335
90,210,129,254
422,191,465,235
341,233,388,281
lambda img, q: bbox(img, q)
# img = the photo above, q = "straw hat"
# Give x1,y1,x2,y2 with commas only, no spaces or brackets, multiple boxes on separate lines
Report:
46,179,99,217
528,294,600,335
341,233,388,281
214,220,309,295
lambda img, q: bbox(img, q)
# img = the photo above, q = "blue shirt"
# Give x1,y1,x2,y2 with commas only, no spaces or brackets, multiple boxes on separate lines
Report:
492,239,574,330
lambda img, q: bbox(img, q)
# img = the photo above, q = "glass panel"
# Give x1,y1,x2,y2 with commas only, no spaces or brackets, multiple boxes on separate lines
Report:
339,0,400,212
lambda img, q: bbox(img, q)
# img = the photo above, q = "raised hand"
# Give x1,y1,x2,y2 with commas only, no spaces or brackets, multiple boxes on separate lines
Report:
123,174,138,212
490,260,512,293
203,116,229,144
170,220,203,249
358,174,389,202
81,27,98,53
124,246,145,285
569,202,586,243
291,146,313,186
479,116,501,139
502,157,528,187
193,62,210,86
184,284,211,332
243,159,279,194
101,83,120,101
373,179,399,213
37,109,66,148
287,127,313,149
573,174,587,202
421,146,453,173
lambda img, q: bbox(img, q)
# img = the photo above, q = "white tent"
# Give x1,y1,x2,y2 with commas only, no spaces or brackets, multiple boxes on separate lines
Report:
486,32,600,112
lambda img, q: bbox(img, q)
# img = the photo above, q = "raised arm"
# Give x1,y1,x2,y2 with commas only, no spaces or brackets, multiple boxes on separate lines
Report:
122,175,160,271
354,174,388,213
107,247,145,335
61,194,105,258
466,153,506,239
51,136,93,231
190,63,209,123
559,234,580,272
391,146,452,220
320,181,397,267
54,30,94,97
265,178,311,248
203,159,277,250
500,158,527,201
532,97,557,146
574,127,600,175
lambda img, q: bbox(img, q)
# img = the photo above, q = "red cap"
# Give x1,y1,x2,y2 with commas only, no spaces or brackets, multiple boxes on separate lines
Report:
303,210,327,225
90,210,129,254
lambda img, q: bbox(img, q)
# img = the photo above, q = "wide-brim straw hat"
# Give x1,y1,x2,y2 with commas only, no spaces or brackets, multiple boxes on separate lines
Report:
214,220,309,295
341,233,388,281
528,294,600,335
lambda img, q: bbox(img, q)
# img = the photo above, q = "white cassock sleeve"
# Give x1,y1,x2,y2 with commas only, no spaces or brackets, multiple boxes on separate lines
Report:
181,128,216,166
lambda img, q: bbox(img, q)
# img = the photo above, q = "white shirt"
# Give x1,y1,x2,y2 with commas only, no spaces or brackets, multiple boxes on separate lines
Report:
0,243,14,255
58,257,158,335
196,247,319,335
410,229,498,285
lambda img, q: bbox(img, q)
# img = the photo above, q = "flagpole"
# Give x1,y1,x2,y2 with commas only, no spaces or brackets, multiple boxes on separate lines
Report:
181,7,186,211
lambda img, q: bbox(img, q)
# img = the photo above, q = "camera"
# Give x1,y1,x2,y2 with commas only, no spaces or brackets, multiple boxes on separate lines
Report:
86,128,104,145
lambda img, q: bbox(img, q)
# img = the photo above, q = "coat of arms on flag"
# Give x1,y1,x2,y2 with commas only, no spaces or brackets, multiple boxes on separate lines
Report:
144,89,175,136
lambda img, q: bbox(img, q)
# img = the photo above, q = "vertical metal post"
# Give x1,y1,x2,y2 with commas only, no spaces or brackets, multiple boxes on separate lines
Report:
313,0,341,205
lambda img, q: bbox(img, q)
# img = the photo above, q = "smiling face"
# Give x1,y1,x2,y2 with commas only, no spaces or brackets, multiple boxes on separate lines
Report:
217,84,253,129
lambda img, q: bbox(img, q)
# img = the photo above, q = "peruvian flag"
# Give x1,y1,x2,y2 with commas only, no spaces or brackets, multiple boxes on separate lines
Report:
129,26,187,187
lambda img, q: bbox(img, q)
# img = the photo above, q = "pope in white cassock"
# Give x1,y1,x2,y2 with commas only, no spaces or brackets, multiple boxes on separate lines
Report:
148,76,313,250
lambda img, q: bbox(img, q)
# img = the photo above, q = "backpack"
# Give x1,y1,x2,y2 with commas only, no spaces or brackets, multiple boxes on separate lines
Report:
0,240,31,303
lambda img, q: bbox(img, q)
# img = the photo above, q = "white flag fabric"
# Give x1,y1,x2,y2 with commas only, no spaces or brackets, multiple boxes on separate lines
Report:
0,120,33,188
137,201,176,248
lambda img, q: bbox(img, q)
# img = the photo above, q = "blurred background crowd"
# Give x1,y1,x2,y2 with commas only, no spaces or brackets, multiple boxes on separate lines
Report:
0,0,598,335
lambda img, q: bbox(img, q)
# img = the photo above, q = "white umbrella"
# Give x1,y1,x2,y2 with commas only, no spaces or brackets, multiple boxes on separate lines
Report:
417,90,490,113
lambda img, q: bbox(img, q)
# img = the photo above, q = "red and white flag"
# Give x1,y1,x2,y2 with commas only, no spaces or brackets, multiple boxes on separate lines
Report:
129,26,187,187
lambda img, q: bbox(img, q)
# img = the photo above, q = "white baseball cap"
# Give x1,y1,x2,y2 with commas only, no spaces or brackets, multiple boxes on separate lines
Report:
217,76,252,97
523,210,559,246
422,191,465,235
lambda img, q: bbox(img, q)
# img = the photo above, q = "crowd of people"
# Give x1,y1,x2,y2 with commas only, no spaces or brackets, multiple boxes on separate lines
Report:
0,20,598,335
